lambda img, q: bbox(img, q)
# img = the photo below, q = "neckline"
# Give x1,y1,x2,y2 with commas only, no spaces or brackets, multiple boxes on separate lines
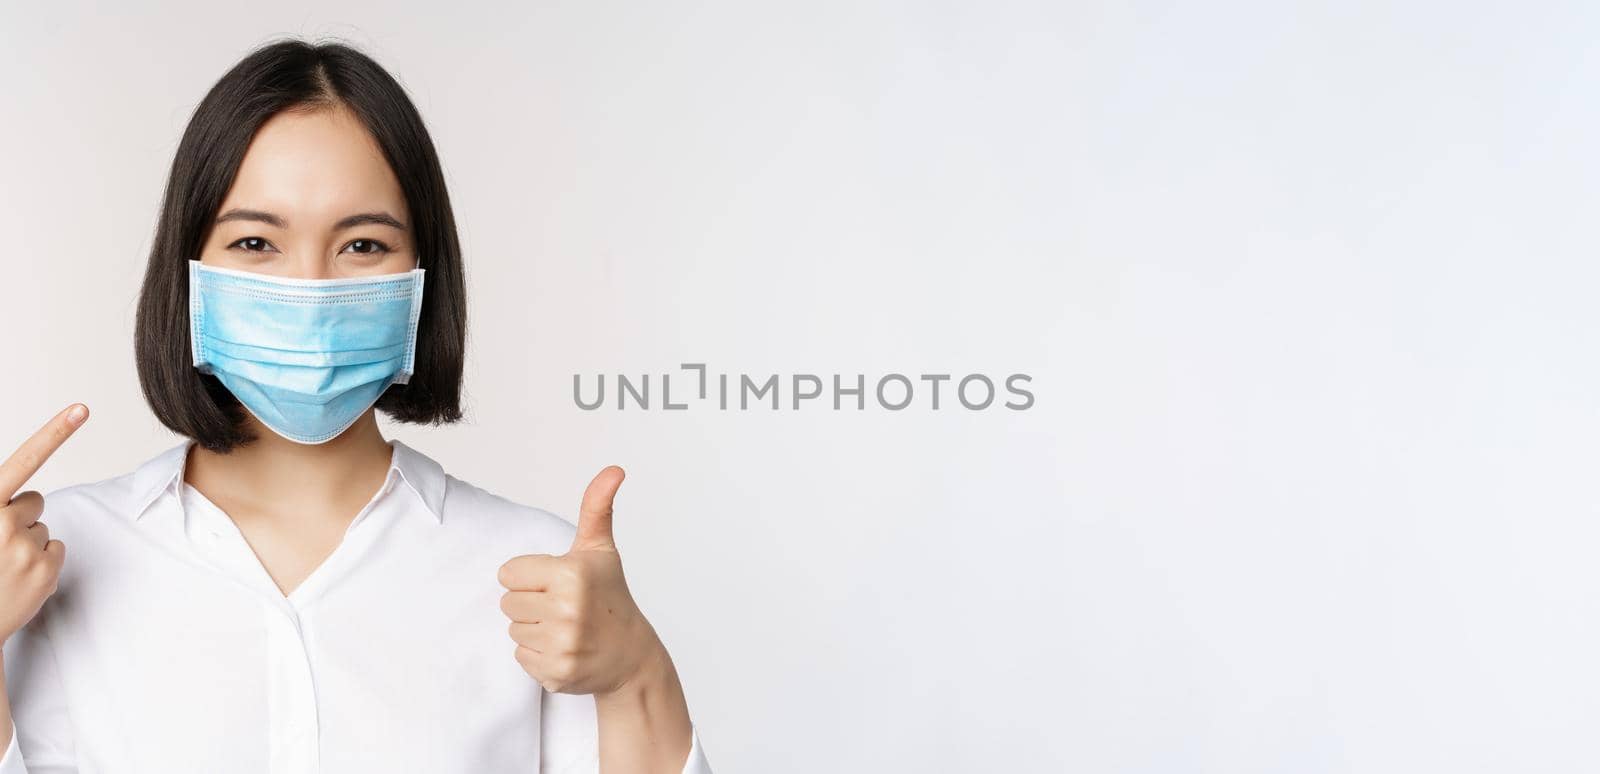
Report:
177,468,402,603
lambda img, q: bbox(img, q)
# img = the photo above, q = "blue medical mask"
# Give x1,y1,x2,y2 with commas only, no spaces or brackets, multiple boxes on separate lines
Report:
187,260,426,444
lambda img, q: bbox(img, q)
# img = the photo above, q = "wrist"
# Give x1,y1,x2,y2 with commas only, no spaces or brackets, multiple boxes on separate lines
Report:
598,626,672,705
590,625,693,774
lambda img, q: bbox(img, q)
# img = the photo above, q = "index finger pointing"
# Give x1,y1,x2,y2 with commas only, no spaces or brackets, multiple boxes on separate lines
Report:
0,404,89,502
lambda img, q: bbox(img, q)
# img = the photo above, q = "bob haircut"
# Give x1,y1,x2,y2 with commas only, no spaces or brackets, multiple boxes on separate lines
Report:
135,38,466,453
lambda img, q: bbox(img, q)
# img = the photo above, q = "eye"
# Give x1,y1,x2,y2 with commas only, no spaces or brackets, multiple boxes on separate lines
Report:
342,239,392,255
227,237,277,253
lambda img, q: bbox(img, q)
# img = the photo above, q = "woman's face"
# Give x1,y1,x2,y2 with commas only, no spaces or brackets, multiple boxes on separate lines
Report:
199,103,415,278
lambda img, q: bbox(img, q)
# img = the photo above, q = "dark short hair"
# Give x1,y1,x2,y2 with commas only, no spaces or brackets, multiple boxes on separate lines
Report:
135,38,467,453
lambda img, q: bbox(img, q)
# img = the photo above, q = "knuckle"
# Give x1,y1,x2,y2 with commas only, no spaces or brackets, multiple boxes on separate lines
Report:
554,655,580,681
554,597,578,622
497,557,522,587
2,492,43,528
544,622,568,651
9,542,35,568
25,559,53,589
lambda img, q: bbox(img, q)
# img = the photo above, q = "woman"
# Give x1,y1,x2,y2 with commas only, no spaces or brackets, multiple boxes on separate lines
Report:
0,39,712,773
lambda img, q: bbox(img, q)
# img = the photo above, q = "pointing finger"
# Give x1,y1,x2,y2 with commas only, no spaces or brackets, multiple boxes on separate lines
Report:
0,404,89,503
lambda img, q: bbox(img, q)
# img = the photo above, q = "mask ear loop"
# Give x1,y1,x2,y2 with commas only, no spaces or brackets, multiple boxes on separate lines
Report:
396,261,426,384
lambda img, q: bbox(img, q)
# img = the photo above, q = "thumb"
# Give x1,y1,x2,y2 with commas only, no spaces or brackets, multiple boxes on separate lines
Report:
571,465,625,552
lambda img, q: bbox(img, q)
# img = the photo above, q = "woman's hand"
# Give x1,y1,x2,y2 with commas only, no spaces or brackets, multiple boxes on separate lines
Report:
498,467,695,771
0,404,87,645
497,466,666,695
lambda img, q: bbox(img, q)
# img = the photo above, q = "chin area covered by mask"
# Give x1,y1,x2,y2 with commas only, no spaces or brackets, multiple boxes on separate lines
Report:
187,260,426,444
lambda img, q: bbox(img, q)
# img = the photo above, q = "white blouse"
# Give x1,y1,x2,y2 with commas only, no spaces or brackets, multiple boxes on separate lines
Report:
0,439,712,773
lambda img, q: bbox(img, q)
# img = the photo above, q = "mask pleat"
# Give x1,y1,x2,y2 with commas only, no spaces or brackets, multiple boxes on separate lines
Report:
189,262,426,444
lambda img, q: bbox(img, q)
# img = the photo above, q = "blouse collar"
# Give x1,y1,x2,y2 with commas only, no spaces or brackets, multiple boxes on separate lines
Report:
127,437,447,523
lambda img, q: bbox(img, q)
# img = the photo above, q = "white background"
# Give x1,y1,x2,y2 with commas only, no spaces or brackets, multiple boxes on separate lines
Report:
3,2,1597,771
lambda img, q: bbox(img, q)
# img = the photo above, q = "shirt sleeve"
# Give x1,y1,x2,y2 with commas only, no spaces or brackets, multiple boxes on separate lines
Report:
539,688,713,773
0,610,76,774
0,722,25,774
681,725,712,774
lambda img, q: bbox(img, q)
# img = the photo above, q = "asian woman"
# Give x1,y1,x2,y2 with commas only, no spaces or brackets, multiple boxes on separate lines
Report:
0,38,711,774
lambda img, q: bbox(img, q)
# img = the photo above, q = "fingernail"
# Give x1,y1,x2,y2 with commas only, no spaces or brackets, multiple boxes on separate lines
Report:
67,404,88,425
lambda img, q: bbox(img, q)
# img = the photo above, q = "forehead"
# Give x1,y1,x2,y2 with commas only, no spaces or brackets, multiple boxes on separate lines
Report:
220,104,406,222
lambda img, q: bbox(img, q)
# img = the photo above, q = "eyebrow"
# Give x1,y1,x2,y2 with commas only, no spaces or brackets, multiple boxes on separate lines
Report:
213,208,408,231
213,208,284,228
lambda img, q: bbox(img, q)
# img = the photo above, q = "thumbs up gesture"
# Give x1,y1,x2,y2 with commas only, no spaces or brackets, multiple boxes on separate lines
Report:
0,404,88,645
498,466,666,696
